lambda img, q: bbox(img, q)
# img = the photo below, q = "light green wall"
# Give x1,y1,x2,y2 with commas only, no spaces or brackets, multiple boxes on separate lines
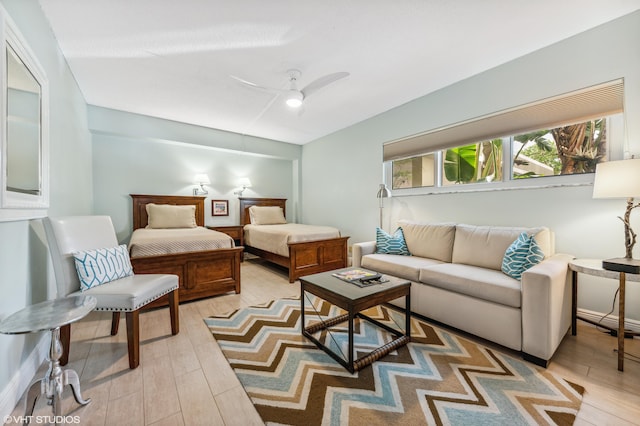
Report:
88,107,301,241
0,0,92,410
302,11,640,319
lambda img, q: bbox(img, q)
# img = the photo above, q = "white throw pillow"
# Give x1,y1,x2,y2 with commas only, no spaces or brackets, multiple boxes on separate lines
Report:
73,244,134,291
146,203,197,228
249,206,287,225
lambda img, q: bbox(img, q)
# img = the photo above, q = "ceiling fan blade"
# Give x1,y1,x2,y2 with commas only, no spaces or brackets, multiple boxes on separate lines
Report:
301,72,350,98
230,75,284,94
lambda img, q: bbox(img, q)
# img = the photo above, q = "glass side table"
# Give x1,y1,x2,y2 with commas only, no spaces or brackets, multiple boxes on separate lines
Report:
0,295,97,420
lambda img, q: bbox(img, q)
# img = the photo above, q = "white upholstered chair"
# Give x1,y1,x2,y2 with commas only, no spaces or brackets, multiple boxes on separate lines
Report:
43,216,179,369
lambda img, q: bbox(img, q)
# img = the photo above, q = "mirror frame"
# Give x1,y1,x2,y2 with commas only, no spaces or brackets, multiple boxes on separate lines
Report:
0,6,49,221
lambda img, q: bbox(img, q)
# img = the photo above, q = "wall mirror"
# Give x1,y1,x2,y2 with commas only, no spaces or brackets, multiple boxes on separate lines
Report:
0,6,49,221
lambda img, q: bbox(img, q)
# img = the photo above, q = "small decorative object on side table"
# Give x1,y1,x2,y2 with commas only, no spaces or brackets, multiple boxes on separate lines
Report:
569,259,640,371
0,295,97,417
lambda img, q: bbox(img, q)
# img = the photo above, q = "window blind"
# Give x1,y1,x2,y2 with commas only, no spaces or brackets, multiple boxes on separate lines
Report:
383,79,624,162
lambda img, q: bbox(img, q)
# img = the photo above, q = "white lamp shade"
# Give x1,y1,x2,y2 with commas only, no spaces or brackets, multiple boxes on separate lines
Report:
193,174,210,185
238,177,252,188
593,159,640,199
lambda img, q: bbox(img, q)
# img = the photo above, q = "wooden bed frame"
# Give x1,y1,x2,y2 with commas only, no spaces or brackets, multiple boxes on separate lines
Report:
239,197,349,283
129,194,243,308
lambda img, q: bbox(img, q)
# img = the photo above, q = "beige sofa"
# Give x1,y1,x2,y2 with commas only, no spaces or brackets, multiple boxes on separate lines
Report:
352,221,573,366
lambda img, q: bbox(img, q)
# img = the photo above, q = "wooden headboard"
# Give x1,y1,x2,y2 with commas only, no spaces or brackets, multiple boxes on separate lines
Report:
239,197,287,226
130,194,206,230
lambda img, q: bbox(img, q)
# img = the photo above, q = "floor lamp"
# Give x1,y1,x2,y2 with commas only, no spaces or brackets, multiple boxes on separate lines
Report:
376,183,391,228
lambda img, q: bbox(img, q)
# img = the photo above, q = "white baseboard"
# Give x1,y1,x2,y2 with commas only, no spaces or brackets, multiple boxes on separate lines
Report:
0,334,48,419
577,308,640,334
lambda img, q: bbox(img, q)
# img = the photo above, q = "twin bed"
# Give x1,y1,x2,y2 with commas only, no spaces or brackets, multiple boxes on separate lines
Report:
239,197,349,282
129,194,242,308
128,194,349,307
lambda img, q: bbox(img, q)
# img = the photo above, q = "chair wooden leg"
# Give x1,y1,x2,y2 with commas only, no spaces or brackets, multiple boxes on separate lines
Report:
111,312,121,335
168,290,179,335
60,324,71,366
125,310,140,369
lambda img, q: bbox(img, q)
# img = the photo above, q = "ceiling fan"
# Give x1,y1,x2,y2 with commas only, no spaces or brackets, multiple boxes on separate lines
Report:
231,69,350,108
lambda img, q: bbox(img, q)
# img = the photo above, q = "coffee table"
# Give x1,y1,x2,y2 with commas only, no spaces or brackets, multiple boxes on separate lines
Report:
300,268,411,373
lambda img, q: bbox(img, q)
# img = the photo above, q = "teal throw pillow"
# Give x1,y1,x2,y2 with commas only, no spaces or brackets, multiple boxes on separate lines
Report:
73,244,134,291
501,232,545,280
375,227,410,256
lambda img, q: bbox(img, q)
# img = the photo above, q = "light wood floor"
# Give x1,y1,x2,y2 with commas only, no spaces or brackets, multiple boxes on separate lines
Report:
7,259,640,425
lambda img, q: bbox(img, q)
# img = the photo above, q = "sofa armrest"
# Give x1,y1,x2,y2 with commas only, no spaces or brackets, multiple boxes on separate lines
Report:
352,241,376,268
521,253,574,363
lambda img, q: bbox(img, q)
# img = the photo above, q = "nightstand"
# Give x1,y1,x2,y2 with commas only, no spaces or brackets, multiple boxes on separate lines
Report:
208,226,244,259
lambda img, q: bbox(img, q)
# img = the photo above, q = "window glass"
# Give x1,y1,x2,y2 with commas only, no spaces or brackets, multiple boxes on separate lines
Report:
442,139,503,186
512,118,606,179
392,153,435,189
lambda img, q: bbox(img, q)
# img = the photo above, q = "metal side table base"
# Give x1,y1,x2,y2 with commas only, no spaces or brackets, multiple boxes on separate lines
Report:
24,327,91,422
0,296,96,422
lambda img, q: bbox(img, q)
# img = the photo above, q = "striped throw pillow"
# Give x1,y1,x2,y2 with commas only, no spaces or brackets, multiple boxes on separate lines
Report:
73,244,134,291
375,227,410,256
501,232,544,280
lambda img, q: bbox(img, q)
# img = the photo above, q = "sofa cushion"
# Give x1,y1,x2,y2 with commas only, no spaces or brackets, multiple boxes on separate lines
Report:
361,254,445,282
398,221,456,262
419,263,522,308
501,232,545,280
451,224,551,271
375,227,410,255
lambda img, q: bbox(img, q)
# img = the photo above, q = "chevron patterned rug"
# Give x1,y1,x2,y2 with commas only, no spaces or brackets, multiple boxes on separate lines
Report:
204,296,584,426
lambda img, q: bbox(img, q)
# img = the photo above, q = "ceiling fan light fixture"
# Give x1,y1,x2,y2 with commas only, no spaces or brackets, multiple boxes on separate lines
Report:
285,91,303,108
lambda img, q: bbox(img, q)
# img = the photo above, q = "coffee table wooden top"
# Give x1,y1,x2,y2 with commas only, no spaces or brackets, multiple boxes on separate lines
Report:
300,268,410,312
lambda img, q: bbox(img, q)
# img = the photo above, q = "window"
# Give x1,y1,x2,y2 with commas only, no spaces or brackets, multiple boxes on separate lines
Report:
384,80,623,193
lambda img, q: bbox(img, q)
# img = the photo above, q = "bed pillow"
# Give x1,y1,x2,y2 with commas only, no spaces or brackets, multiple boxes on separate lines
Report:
146,203,197,229
249,206,287,225
501,232,545,280
73,244,134,291
375,227,411,255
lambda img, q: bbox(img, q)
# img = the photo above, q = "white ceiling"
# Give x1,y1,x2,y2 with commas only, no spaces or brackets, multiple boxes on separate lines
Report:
38,1,640,145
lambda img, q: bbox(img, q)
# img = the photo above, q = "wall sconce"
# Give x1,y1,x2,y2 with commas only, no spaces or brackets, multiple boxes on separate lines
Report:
593,158,640,272
193,174,210,196
233,178,252,197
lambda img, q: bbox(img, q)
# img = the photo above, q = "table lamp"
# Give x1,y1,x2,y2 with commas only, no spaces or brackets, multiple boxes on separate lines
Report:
592,158,640,273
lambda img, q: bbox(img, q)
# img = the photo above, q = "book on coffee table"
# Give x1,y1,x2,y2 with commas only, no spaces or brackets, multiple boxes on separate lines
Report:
332,269,387,286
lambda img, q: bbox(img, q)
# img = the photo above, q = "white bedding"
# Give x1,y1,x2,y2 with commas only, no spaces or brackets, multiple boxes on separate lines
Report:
244,223,341,257
129,226,234,257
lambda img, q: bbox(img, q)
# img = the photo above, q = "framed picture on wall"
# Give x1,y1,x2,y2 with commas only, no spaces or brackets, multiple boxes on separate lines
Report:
212,200,229,216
